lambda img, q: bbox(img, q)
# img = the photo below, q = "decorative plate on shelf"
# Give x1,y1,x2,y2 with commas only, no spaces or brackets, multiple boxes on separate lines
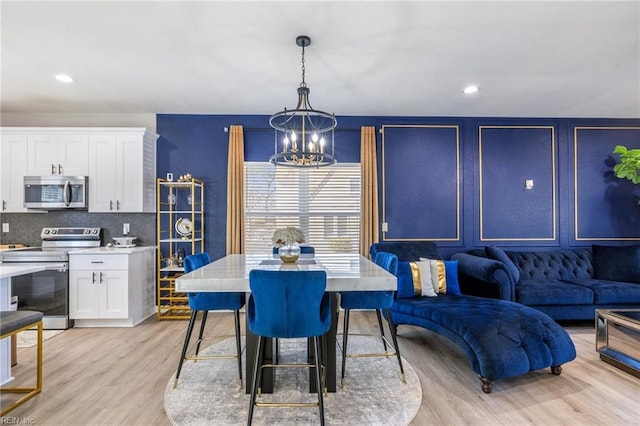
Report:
175,218,193,237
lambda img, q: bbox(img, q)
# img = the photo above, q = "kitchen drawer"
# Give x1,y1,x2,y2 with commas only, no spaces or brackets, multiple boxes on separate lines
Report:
70,254,128,270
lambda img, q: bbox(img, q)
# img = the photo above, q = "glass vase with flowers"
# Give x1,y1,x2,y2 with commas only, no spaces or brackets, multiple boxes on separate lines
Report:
272,227,305,263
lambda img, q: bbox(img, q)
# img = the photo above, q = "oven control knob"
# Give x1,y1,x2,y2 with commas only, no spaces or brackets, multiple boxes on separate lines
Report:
51,229,57,234
84,229,90,234
92,229,99,234
43,229,50,234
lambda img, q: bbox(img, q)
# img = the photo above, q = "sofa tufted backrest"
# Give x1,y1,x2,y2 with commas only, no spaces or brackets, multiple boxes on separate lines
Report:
506,249,593,281
369,241,443,262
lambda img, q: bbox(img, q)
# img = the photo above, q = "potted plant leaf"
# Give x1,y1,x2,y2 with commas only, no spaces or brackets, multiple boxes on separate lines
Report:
613,145,640,204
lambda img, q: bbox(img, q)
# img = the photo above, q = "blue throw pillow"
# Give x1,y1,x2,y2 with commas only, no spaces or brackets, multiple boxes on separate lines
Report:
592,245,640,283
485,246,520,283
444,260,461,296
396,262,417,298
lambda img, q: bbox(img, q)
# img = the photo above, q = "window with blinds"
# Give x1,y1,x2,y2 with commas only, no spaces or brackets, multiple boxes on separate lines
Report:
244,162,361,254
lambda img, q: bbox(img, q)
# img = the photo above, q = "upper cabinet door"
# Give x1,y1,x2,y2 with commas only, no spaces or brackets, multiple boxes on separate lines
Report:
27,133,89,176
27,133,59,175
88,134,119,212
88,128,157,213
1,132,28,212
58,133,89,176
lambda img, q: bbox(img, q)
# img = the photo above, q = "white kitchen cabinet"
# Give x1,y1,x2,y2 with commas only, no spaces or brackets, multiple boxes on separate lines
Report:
26,132,89,176
89,128,157,212
69,247,156,327
0,132,28,212
0,127,157,214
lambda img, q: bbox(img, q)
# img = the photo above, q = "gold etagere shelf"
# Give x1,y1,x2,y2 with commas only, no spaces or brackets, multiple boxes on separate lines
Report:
156,177,204,320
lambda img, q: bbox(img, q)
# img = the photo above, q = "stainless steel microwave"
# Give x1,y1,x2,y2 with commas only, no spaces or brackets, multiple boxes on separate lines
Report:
23,176,88,209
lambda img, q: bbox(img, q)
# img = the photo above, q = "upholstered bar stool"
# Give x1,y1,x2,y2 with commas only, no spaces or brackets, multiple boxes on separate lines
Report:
247,270,331,426
174,253,245,389
0,310,43,416
339,251,405,388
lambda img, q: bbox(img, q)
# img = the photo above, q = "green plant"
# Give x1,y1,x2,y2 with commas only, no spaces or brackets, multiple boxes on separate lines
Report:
613,145,640,184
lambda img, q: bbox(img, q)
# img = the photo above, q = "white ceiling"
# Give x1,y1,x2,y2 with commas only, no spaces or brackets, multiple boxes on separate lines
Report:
1,1,639,119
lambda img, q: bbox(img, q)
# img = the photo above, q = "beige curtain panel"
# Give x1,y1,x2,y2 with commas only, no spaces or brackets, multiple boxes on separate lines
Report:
360,126,379,257
226,125,245,255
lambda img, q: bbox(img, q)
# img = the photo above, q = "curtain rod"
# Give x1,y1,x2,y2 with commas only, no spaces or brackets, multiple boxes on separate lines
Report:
223,127,366,133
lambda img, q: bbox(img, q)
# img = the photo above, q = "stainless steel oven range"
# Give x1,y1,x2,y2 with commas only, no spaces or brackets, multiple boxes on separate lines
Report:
0,227,101,329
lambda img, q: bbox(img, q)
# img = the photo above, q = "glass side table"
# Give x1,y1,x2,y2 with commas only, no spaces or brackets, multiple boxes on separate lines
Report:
595,309,640,378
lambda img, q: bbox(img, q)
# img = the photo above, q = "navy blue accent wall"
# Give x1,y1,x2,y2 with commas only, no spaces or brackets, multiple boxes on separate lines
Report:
157,114,640,260
381,125,460,241
157,114,362,260
479,126,556,242
572,126,640,240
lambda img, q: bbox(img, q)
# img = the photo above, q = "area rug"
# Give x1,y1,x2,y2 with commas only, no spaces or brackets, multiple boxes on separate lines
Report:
164,336,421,425
16,329,64,348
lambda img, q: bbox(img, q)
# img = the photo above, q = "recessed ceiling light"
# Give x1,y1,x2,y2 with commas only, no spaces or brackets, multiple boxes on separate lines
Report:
55,74,76,83
463,85,479,94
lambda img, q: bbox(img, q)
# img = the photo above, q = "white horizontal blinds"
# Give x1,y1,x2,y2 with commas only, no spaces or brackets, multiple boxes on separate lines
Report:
244,162,361,254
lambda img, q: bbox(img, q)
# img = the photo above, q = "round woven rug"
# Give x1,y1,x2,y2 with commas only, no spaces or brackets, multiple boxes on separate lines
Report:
164,336,421,425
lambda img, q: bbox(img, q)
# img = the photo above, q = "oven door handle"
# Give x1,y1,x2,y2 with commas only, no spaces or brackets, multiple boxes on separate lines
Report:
4,262,68,272
41,263,68,272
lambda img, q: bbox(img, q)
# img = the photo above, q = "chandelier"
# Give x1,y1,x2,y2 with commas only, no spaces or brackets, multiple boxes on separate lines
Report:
269,35,337,167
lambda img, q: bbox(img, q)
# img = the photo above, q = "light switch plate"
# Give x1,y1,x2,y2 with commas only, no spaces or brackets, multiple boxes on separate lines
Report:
2,223,9,233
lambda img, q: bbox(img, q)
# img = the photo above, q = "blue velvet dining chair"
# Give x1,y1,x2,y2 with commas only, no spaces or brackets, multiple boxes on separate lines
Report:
247,270,331,426
338,251,405,388
271,245,315,255
173,252,246,389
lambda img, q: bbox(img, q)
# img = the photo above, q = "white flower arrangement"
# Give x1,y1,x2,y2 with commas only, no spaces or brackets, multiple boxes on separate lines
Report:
272,227,305,247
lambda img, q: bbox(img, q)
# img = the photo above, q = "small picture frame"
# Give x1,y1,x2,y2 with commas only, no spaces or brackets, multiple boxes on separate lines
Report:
166,173,174,182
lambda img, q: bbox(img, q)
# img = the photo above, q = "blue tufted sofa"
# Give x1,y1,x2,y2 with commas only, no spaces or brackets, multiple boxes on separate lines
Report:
370,241,576,393
451,245,640,321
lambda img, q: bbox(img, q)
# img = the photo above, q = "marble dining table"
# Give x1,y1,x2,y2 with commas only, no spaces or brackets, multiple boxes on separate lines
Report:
175,253,396,393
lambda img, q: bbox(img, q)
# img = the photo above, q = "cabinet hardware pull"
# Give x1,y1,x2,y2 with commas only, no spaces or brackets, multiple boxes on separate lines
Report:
58,164,62,174
92,272,96,283
2,200,6,211
116,200,120,210
99,272,104,283
90,261,104,264
51,164,56,175
110,200,113,210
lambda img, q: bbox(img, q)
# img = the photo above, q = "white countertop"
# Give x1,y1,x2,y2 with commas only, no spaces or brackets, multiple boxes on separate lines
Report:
69,246,156,255
176,253,396,293
0,264,46,279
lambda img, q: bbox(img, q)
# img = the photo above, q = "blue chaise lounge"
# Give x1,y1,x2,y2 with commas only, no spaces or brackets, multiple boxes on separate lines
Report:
370,241,577,393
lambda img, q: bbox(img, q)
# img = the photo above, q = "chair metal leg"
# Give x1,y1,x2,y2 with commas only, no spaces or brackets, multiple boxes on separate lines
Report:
340,309,350,388
375,309,389,352
194,310,208,357
234,309,243,388
385,308,406,383
173,310,198,388
313,336,326,426
247,336,265,426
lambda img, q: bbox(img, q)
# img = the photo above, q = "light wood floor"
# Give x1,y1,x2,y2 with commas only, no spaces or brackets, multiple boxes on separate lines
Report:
3,312,639,425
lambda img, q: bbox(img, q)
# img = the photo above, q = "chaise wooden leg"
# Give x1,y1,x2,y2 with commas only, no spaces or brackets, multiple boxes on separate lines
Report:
479,376,492,393
551,365,562,375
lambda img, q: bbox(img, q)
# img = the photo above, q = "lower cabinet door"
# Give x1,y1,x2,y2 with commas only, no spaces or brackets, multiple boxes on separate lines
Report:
69,269,128,319
99,270,129,318
69,271,100,319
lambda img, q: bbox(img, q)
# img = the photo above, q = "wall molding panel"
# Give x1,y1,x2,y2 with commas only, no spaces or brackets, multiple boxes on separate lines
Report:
478,125,557,243
381,124,460,241
573,126,640,241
